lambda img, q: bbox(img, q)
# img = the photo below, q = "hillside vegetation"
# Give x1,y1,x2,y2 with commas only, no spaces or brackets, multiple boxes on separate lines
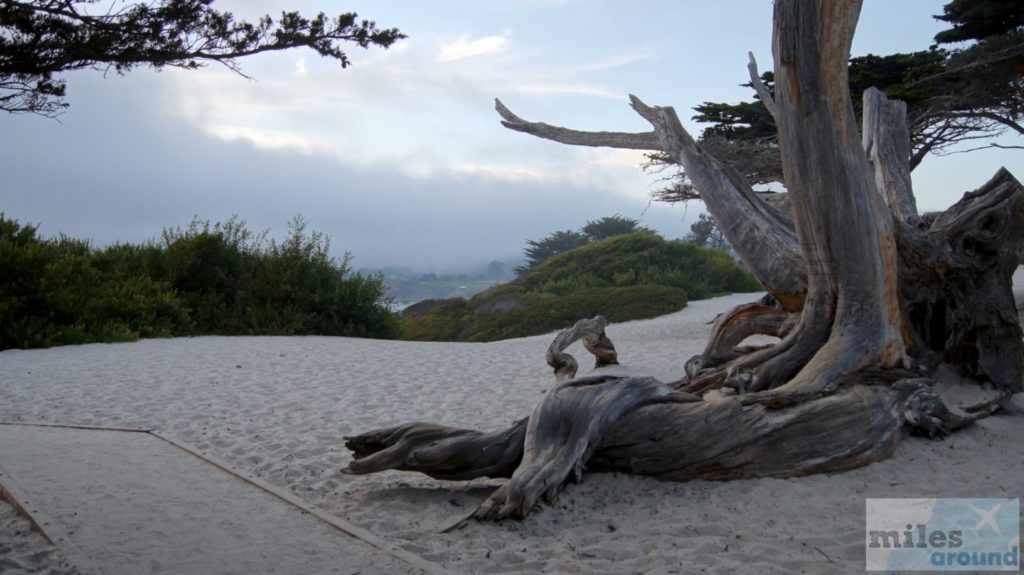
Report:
401,232,761,342
0,215,399,350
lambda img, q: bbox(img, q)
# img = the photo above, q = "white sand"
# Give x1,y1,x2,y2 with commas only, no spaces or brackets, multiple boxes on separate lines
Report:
1,291,1022,574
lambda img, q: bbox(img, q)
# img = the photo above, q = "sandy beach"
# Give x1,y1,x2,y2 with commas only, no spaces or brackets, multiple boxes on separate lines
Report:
1,290,1022,574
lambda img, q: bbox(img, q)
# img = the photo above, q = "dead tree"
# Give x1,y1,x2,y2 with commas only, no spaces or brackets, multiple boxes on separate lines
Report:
342,0,1023,521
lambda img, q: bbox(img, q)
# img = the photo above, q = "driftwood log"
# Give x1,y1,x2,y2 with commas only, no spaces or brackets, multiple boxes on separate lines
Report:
343,0,1022,522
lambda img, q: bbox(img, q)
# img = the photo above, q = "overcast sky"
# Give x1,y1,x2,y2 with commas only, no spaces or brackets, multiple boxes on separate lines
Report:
2,0,1020,272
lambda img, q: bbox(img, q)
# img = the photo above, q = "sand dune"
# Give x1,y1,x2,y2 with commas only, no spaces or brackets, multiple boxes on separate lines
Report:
1,291,1021,574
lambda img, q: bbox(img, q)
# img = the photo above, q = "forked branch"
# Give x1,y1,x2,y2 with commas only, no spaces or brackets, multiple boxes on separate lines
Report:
494,99,661,150
496,95,807,309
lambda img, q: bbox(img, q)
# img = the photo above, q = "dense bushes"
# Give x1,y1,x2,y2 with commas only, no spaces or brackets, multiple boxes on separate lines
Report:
2,217,762,348
399,297,475,341
0,219,188,348
0,214,399,349
401,232,761,342
463,284,690,342
521,232,758,300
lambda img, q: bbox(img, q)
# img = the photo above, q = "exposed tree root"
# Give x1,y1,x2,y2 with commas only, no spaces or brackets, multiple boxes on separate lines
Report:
343,419,527,480
342,321,1001,521
683,300,795,380
545,316,618,382
474,375,697,520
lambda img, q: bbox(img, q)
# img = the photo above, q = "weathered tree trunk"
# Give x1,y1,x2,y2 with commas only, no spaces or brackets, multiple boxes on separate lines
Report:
342,0,1023,521
738,0,907,402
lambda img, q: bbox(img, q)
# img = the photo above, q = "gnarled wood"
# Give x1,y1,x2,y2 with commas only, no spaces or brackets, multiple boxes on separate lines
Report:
343,419,526,480
343,0,1022,523
475,375,697,520
546,316,618,382
343,323,987,518
683,300,797,394
920,169,1024,391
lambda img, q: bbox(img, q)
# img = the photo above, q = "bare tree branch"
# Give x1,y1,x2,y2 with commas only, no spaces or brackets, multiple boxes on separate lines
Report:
747,52,777,120
938,142,1024,155
494,99,662,151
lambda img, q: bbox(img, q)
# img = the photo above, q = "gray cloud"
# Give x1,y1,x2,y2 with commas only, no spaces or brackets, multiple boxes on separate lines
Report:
1,71,692,272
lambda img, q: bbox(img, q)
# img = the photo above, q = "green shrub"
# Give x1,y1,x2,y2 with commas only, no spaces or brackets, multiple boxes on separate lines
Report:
149,215,399,339
0,214,399,349
466,285,688,341
401,232,761,342
400,298,473,341
0,218,192,348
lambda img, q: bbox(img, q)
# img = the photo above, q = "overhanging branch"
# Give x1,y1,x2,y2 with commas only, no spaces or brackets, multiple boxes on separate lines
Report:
494,99,662,150
495,94,807,309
